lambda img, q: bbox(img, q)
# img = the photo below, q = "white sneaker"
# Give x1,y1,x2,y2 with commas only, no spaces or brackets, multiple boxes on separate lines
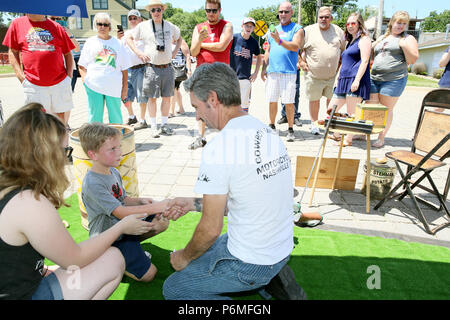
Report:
310,125,320,135
151,126,160,138
287,130,295,142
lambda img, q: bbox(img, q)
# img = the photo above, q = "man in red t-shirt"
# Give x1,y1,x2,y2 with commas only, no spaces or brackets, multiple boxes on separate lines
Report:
188,0,233,150
2,14,75,125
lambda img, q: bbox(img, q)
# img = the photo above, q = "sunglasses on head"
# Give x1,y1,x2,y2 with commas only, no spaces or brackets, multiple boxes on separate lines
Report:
205,8,219,13
96,22,110,27
346,22,357,27
64,146,73,161
150,8,162,13
278,10,290,14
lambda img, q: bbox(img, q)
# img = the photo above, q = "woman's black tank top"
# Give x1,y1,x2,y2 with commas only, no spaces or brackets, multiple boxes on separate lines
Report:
0,188,45,300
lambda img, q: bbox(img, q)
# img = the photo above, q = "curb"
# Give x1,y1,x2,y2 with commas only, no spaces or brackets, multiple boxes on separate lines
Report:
0,73,15,78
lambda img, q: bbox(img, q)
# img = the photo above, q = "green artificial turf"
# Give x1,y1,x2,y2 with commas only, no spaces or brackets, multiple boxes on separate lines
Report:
54,194,450,300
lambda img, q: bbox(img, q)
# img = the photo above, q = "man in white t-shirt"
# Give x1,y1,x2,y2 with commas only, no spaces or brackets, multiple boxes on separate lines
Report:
126,0,182,137
161,62,306,300
117,9,148,126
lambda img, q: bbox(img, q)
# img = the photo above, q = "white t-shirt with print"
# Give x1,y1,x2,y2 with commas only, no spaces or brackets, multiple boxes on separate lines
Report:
122,29,146,67
78,36,132,98
131,19,180,65
194,115,294,265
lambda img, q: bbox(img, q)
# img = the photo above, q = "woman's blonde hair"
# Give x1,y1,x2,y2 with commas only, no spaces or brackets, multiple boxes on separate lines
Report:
384,11,410,37
0,103,69,208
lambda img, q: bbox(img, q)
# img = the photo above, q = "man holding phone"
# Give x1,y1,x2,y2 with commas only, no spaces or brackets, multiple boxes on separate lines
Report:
126,0,182,138
261,1,304,143
188,0,233,150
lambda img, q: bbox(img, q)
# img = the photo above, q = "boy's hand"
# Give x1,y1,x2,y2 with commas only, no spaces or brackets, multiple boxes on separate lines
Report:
119,213,154,235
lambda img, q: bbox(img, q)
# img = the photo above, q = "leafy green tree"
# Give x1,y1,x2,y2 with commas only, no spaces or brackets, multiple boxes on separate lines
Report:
166,7,210,46
421,10,450,32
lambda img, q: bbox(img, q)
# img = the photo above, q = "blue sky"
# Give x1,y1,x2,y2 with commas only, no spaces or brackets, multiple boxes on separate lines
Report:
136,0,447,30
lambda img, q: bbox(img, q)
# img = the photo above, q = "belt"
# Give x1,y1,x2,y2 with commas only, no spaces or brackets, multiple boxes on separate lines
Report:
130,64,146,69
146,63,170,69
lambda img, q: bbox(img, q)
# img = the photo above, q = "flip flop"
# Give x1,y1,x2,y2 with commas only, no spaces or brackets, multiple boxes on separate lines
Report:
168,113,175,118
176,111,185,115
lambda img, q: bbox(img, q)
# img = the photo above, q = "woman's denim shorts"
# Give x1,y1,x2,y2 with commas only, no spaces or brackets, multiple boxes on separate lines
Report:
370,76,408,97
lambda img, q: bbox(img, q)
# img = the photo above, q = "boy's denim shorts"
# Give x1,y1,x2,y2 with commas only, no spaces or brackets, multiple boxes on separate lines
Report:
370,76,408,97
112,214,155,279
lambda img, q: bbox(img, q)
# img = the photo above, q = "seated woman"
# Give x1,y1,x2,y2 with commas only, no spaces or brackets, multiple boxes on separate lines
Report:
0,103,152,300
327,12,372,146
78,12,131,124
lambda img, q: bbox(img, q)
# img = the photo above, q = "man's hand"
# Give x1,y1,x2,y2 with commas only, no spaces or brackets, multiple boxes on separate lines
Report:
137,51,151,64
271,29,281,44
261,69,267,81
199,28,209,42
163,197,193,221
170,249,190,271
250,72,258,82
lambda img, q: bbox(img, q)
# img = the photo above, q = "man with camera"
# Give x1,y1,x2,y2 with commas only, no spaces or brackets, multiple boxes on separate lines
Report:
126,0,182,137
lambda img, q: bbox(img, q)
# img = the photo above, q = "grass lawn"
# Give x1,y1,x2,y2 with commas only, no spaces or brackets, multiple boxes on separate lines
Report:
406,74,439,88
53,193,450,300
0,65,13,74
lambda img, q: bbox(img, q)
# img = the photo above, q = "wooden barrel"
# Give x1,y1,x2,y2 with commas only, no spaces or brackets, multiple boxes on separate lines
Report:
361,158,397,200
70,124,139,230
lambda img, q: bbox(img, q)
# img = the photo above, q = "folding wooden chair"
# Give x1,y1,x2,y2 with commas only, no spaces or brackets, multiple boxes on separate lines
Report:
374,89,450,235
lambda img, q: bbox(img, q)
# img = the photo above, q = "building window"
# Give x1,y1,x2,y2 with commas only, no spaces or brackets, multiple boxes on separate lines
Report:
121,15,128,29
92,0,108,10
91,15,95,29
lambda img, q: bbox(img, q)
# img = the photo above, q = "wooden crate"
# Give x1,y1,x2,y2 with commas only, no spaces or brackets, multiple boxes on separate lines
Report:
295,156,360,190
355,103,388,128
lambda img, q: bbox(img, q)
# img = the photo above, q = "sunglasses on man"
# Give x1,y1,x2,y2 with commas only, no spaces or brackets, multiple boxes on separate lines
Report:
278,10,290,14
205,8,219,14
150,8,162,13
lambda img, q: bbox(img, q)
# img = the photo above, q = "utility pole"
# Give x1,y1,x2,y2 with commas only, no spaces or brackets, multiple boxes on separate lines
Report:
298,0,302,25
376,0,384,39
316,0,322,21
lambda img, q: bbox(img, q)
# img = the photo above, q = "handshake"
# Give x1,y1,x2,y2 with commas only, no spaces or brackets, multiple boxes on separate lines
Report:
140,197,200,221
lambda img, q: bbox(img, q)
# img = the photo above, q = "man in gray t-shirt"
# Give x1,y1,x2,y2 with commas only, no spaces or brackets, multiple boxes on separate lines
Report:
82,167,125,238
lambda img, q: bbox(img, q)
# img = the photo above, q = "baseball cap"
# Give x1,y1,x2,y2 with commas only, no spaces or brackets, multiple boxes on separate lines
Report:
242,17,256,26
127,9,141,18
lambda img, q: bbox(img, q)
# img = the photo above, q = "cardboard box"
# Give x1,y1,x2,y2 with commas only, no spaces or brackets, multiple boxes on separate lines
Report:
355,103,388,128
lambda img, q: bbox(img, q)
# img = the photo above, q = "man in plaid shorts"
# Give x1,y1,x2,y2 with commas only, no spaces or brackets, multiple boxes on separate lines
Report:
261,1,304,142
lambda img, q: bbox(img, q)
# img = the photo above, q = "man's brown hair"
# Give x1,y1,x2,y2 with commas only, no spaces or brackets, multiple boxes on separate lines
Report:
206,0,221,9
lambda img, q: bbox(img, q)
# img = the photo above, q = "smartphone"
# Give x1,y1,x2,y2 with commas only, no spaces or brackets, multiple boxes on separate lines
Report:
269,24,276,33
117,24,123,32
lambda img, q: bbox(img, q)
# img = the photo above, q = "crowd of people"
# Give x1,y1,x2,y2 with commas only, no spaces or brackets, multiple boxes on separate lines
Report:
0,0,441,301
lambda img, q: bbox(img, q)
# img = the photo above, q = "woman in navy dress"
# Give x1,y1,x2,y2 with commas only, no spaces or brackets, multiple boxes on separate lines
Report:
328,12,372,146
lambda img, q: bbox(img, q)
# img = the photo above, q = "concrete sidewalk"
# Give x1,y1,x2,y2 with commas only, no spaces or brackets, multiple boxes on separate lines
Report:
1,74,449,247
